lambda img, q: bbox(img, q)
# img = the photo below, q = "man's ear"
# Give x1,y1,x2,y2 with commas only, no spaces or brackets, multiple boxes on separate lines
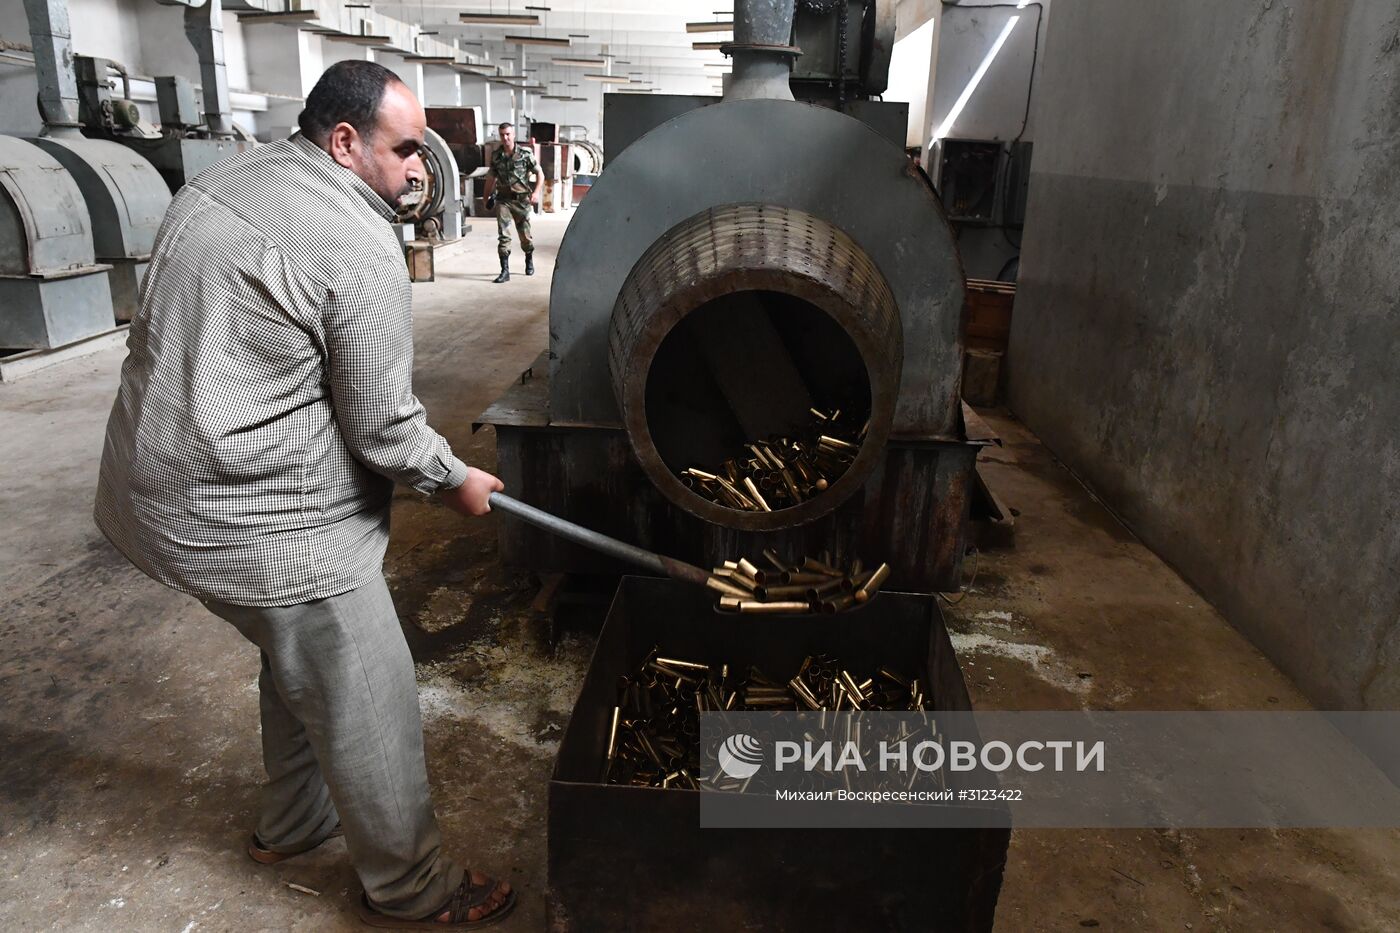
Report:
326,122,359,169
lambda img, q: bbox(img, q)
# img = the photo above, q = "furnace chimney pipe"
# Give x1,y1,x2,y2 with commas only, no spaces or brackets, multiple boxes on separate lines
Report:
723,0,799,102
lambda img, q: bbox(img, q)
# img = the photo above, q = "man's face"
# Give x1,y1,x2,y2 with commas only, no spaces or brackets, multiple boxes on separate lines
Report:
500,125,515,148
347,82,426,208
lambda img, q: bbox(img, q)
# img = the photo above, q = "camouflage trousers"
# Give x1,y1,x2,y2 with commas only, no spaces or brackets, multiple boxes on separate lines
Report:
496,196,534,256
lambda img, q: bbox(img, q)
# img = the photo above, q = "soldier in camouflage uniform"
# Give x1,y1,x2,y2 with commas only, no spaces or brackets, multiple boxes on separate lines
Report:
484,122,541,283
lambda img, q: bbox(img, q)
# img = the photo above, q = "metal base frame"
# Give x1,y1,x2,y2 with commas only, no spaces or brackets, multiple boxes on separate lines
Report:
548,577,1009,931
0,270,113,350
477,355,986,593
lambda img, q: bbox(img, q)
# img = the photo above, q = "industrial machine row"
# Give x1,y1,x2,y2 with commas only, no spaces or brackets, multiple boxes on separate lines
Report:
2,0,464,352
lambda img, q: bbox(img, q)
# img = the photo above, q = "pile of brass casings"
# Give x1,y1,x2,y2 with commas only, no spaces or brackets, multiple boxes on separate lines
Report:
706,550,891,614
603,649,936,790
711,655,949,797
680,409,866,512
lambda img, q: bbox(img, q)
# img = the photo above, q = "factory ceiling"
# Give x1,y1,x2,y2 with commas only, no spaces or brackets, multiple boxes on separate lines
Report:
370,0,734,93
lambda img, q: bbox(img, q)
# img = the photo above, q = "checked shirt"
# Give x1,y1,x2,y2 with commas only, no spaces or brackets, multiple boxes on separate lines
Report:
95,136,468,606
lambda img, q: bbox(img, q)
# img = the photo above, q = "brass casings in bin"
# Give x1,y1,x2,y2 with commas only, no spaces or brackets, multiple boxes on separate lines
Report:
738,600,811,614
608,204,904,533
854,562,891,602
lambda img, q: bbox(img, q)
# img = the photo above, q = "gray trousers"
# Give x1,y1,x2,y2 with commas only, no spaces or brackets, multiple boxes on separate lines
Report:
205,575,463,919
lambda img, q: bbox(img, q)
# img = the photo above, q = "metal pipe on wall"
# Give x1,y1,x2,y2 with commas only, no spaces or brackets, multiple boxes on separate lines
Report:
155,0,234,137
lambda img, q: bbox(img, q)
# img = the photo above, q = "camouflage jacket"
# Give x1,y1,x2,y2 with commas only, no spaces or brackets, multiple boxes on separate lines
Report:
490,144,538,196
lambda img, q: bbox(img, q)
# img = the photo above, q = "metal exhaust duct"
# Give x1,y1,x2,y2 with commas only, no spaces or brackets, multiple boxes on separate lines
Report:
723,0,798,102
22,0,82,135
156,0,234,137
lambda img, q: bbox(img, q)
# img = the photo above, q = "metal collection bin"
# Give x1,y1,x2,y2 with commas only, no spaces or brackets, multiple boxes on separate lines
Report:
548,577,1010,931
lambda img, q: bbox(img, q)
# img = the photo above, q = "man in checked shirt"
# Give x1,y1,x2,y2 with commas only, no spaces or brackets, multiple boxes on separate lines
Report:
94,62,515,929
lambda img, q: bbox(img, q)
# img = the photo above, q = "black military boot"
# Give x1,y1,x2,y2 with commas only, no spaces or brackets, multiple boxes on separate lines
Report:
525,253,535,276
493,253,510,284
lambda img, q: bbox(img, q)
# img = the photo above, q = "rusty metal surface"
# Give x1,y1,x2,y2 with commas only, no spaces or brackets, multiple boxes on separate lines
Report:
861,0,897,97
479,352,978,591
608,204,903,532
425,107,483,173
960,400,1001,446
472,353,551,431
490,420,975,592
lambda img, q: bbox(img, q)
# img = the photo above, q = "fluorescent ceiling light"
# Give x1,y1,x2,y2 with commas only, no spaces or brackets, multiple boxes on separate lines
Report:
325,34,392,45
692,41,724,50
931,15,1020,143
458,12,541,25
236,10,317,24
553,56,606,65
583,73,630,82
686,21,732,33
506,34,571,47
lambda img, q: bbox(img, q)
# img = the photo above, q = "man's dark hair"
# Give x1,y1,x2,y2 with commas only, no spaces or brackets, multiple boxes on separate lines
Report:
498,122,512,133
298,61,404,144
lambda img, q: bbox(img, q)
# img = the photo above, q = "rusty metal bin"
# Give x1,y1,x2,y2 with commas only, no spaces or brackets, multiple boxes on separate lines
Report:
548,577,1010,931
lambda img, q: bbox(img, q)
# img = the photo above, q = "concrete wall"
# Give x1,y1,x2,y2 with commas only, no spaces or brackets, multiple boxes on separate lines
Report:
241,20,303,140
422,67,460,107
0,0,41,136
888,10,934,148
1008,0,1400,709
376,51,423,102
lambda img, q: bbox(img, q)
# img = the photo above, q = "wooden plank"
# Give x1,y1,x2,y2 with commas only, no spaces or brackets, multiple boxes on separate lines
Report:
966,277,1017,295
964,284,1014,351
961,349,1002,407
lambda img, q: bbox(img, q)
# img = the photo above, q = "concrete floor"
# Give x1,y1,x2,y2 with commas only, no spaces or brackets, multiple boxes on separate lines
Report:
1,209,1397,932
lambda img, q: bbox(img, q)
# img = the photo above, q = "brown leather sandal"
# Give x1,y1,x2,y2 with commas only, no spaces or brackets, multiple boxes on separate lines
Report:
355,872,516,930
246,824,344,865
